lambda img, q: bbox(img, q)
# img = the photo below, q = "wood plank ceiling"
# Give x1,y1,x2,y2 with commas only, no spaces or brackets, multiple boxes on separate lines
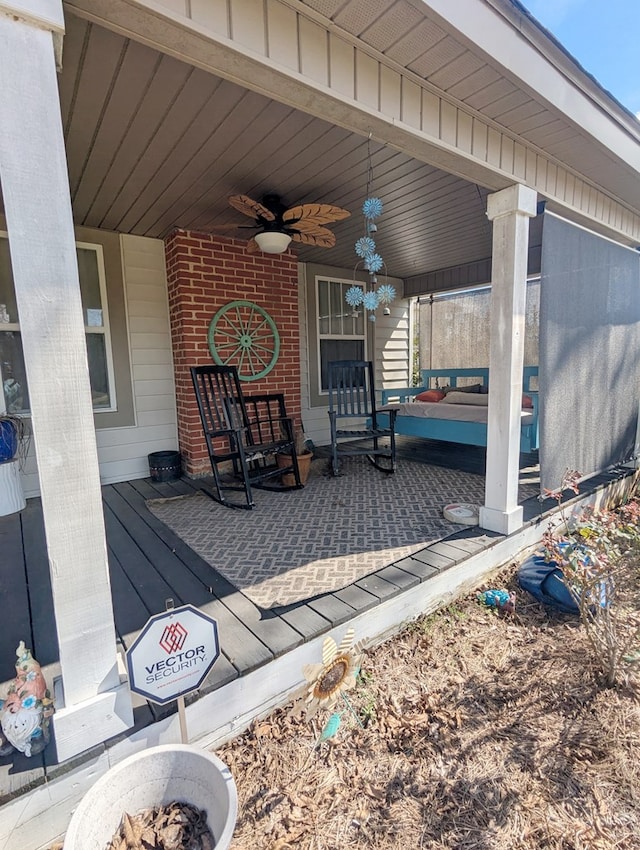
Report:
19,1,638,281
57,14,493,280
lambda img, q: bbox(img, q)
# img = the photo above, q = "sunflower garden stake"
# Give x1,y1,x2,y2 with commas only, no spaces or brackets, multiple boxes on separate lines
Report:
294,628,366,769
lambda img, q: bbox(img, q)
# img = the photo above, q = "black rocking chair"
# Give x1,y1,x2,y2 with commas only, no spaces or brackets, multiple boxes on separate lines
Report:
327,359,397,477
190,364,303,509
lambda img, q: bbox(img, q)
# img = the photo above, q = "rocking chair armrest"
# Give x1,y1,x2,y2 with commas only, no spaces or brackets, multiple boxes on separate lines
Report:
383,407,398,427
370,407,398,429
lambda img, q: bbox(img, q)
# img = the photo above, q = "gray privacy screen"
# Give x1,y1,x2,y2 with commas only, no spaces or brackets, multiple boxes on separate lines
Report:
538,212,640,493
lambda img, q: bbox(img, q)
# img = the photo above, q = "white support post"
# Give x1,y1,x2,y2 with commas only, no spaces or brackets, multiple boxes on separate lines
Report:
479,184,537,535
0,2,133,761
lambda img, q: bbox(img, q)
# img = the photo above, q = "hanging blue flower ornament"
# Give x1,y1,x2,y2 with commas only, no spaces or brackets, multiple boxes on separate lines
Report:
376,284,396,305
364,253,384,273
355,236,376,258
345,286,364,308
363,291,380,311
362,197,383,220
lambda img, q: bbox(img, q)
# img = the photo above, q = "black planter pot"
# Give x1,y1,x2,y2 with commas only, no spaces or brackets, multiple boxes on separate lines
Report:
148,450,182,482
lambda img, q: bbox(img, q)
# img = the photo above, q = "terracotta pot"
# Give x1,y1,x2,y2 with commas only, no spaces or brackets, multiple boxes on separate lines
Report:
277,450,312,486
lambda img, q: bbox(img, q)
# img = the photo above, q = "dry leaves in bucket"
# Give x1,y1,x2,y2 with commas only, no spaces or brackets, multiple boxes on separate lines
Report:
106,801,215,850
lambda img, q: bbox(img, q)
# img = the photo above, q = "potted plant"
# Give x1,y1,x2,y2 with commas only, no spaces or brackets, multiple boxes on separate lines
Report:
277,426,314,486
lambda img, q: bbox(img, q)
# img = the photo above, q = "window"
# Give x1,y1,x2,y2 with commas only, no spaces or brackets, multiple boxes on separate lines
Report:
316,277,366,393
0,234,116,414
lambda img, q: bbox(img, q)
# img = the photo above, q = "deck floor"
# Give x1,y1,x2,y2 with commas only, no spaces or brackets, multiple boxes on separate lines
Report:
0,438,626,800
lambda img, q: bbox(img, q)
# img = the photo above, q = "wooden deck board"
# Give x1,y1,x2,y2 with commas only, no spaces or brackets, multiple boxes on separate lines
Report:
272,603,333,639
110,482,300,666
410,548,456,570
103,498,183,614
20,499,58,669
0,511,32,663
105,545,156,643
390,555,440,581
333,583,379,612
427,540,469,562
355,573,403,602
308,593,359,625
373,563,422,590
107,485,276,672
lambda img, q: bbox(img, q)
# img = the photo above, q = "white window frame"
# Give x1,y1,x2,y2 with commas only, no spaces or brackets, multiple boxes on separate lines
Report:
0,233,117,414
315,275,368,398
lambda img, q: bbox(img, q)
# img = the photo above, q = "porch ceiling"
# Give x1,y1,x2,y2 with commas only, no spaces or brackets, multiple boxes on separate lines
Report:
8,0,640,281
53,13,492,280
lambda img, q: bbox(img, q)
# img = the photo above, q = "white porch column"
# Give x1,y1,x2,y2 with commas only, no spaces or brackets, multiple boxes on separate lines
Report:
0,1,133,760
479,184,537,535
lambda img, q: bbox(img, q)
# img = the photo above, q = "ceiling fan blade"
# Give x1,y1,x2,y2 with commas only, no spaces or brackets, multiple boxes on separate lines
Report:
228,194,276,221
209,223,259,231
245,237,260,253
289,222,336,238
291,230,336,249
283,203,350,226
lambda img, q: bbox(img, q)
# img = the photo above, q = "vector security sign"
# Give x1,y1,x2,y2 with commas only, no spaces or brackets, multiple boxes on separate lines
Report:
126,605,220,705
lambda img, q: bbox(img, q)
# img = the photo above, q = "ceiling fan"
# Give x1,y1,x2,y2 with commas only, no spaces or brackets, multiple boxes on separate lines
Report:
210,193,351,253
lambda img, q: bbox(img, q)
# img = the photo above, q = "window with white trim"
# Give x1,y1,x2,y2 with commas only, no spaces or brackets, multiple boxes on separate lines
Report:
0,234,116,414
316,277,366,394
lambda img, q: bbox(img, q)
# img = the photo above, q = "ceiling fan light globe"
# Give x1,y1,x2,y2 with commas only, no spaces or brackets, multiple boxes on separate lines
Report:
254,231,292,253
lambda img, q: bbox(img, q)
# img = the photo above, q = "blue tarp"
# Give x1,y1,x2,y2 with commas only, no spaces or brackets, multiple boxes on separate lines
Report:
517,553,579,615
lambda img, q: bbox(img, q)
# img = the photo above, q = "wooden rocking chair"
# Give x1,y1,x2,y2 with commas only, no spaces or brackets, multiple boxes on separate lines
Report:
190,364,303,509
327,359,397,477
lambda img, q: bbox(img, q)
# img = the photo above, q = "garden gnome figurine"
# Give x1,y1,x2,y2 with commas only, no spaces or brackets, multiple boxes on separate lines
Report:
0,642,54,757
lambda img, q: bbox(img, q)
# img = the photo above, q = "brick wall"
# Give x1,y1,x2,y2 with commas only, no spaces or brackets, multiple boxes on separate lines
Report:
165,229,301,476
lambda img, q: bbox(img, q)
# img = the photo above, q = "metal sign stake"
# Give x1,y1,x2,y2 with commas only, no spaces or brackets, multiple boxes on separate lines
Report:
177,695,189,743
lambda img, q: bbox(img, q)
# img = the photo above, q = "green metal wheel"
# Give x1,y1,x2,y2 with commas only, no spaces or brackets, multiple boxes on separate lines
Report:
208,300,280,381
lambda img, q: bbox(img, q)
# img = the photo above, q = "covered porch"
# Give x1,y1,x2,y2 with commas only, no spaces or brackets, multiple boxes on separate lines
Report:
1,0,639,829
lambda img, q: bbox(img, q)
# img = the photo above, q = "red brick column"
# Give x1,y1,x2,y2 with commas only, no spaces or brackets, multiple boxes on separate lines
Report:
165,230,301,476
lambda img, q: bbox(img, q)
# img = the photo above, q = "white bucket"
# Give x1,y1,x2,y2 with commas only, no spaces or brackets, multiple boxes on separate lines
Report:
0,458,26,516
63,744,237,850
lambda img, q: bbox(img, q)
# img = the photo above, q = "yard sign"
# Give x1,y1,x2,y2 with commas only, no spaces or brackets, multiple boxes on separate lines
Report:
126,604,220,705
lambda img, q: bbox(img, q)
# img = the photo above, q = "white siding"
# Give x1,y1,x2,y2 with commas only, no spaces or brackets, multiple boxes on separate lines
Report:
21,233,177,496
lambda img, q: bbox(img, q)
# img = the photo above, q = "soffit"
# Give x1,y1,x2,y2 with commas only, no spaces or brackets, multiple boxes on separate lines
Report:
299,0,640,209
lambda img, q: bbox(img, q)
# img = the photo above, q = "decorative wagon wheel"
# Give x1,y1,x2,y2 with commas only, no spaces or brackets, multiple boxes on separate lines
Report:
207,300,280,381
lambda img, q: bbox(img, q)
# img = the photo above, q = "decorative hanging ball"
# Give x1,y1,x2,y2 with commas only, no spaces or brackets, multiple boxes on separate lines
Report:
345,286,364,308
362,197,383,219
364,253,384,273
355,236,376,258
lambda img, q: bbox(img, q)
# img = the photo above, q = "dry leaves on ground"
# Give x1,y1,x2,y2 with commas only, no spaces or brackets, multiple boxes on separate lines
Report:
218,563,640,850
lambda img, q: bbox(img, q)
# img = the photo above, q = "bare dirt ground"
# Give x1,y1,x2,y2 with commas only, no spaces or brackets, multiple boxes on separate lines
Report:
219,563,640,850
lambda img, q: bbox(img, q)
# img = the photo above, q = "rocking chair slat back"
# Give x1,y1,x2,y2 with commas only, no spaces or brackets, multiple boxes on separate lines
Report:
327,360,397,477
190,364,303,509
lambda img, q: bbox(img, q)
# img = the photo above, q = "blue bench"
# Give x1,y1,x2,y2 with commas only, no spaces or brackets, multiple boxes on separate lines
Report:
378,366,539,452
